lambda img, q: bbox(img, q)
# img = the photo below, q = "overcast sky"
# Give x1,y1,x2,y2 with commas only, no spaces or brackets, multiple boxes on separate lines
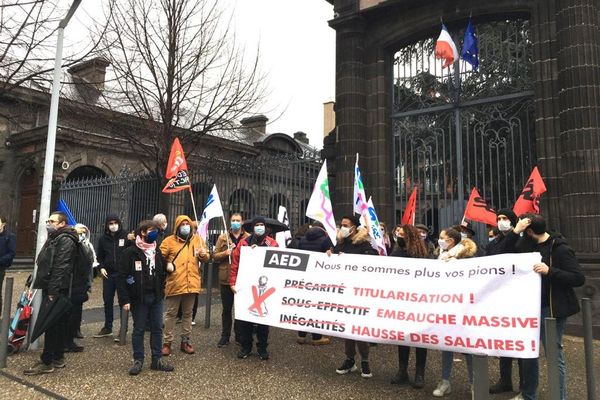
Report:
69,0,335,149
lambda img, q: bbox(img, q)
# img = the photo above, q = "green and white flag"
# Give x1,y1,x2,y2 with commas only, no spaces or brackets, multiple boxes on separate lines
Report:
305,161,337,245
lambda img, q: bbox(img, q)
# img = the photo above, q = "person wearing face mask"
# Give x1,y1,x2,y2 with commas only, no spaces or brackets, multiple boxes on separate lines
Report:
486,209,532,394
379,222,394,255
509,214,584,400
390,224,430,389
0,215,16,315
152,213,168,247
213,213,249,347
159,215,209,356
117,220,174,376
415,223,436,257
25,212,78,375
432,227,477,397
230,216,278,360
453,222,485,258
94,214,132,339
326,215,378,379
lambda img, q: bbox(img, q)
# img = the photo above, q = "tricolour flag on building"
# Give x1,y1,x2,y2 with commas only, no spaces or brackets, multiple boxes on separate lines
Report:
401,187,418,225
275,206,292,248
162,137,191,193
198,184,224,240
464,188,497,226
513,167,547,216
366,197,387,256
435,24,459,68
305,161,337,246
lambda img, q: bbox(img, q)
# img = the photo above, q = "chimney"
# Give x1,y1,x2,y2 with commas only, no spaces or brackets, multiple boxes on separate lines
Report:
68,57,110,104
323,100,336,137
240,114,268,135
293,131,309,144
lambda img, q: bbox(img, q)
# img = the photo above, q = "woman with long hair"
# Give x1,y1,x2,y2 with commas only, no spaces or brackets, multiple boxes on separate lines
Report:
390,224,429,388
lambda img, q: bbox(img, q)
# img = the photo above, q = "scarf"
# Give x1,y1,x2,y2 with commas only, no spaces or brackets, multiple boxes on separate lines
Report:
136,235,156,275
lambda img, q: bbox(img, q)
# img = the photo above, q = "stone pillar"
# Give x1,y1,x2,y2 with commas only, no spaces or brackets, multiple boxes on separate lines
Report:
555,0,600,259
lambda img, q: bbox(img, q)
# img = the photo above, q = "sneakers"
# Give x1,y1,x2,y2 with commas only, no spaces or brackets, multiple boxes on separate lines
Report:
151,358,174,372
490,380,514,394
336,358,358,375
129,360,143,376
360,361,372,378
64,343,84,353
93,327,112,338
191,320,196,326
391,369,409,385
52,358,66,368
180,341,195,354
237,348,252,359
217,336,229,347
24,362,54,375
257,348,269,361
433,380,452,397
161,343,171,356
311,337,331,346
509,394,525,400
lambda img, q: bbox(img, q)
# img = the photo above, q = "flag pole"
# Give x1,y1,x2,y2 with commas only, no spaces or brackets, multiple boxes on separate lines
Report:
188,187,200,224
221,215,232,264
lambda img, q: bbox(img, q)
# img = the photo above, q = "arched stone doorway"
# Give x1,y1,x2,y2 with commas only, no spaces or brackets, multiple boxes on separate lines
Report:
66,165,107,181
16,168,39,257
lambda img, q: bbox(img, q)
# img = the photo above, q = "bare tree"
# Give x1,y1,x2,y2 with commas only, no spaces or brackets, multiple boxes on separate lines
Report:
100,0,266,181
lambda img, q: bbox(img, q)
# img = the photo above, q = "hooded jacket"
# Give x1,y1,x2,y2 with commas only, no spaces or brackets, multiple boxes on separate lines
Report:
33,227,78,295
230,233,278,287
213,230,250,286
333,228,378,255
96,215,132,275
159,215,209,297
295,226,334,253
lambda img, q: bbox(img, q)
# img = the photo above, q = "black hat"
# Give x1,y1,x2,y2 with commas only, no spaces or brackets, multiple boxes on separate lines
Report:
252,216,266,227
414,223,429,232
460,220,476,236
496,208,517,227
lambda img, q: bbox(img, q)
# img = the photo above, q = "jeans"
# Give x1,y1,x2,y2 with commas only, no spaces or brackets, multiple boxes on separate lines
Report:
520,307,567,400
441,351,473,383
238,320,269,351
220,285,240,340
131,292,164,362
102,274,118,330
41,293,71,365
398,345,427,373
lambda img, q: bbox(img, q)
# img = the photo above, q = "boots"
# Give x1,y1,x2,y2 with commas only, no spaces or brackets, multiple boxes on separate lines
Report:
412,367,425,389
391,366,409,385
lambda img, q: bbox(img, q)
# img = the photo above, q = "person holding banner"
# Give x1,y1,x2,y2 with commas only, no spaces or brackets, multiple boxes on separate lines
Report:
160,215,209,356
329,215,378,378
433,227,477,397
213,213,248,348
511,214,585,400
390,224,430,389
230,216,279,361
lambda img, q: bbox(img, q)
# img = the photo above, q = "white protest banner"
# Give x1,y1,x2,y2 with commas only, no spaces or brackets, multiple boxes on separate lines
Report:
234,247,542,358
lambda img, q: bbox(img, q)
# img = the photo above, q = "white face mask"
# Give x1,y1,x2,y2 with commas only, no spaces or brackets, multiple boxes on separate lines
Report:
460,232,468,239
438,239,449,250
488,237,495,242
108,223,119,233
340,226,351,238
497,220,512,232
419,232,427,240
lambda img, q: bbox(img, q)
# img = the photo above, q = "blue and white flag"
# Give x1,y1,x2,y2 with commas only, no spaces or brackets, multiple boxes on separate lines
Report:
461,20,479,70
198,184,224,241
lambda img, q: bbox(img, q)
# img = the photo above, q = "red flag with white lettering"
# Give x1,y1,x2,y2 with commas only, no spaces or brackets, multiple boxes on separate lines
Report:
464,188,497,226
513,167,547,215
401,187,417,225
162,138,191,193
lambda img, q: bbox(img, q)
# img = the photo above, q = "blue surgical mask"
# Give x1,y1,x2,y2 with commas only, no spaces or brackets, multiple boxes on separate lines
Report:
254,225,266,236
179,225,191,237
145,230,158,243
231,221,242,231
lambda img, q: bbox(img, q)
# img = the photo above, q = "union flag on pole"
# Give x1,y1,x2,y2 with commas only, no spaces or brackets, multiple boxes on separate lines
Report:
513,167,547,215
162,137,191,193
401,187,417,225
464,188,497,226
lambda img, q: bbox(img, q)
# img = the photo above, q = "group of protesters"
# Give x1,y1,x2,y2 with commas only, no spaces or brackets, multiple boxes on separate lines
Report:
18,205,585,400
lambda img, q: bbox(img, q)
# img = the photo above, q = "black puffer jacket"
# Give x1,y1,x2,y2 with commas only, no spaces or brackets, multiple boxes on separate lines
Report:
96,215,131,275
117,245,168,306
486,230,520,256
33,227,78,295
295,227,334,253
333,228,378,255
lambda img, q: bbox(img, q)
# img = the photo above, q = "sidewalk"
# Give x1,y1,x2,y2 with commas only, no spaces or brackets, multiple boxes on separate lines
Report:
1,271,599,400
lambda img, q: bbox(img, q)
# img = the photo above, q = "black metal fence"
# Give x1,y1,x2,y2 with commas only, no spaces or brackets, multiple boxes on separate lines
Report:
59,152,322,245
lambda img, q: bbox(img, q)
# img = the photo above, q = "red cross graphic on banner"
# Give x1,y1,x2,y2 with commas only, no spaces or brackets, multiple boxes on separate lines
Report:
249,286,276,317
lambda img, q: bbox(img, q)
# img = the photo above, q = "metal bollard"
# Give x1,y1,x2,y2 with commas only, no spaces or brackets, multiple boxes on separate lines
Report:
118,308,128,346
0,277,14,368
581,298,597,400
544,317,560,400
472,354,489,400
204,245,214,329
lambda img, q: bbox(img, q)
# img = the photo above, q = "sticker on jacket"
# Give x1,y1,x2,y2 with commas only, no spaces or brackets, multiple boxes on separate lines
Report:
135,261,142,271
119,239,125,247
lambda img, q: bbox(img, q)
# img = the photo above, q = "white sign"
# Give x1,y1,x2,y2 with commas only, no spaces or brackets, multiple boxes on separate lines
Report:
234,247,542,358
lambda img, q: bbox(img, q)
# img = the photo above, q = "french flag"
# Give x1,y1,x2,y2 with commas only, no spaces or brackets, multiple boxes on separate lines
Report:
435,24,459,68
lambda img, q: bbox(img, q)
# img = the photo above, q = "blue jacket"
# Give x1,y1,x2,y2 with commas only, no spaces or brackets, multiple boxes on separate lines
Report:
0,230,16,269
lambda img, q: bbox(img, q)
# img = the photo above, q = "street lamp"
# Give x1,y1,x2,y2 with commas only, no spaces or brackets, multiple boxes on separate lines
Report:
29,0,83,350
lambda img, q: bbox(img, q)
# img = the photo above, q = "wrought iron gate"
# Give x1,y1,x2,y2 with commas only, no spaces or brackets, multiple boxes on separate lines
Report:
392,19,536,240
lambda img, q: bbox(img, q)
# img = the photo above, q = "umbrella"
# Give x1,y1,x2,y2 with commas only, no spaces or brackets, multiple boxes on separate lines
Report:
242,217,289,234
30,294,72,343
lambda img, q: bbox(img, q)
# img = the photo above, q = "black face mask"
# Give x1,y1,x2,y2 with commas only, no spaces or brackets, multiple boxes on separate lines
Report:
396,237,406,248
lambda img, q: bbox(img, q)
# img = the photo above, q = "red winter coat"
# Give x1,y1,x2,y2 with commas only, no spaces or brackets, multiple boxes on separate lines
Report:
230,234,278,287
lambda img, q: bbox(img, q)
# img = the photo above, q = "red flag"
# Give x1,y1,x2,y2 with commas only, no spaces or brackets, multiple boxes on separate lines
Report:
513,167,547,215
464,188,497,226
401,187,417,225
162,138,191,193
